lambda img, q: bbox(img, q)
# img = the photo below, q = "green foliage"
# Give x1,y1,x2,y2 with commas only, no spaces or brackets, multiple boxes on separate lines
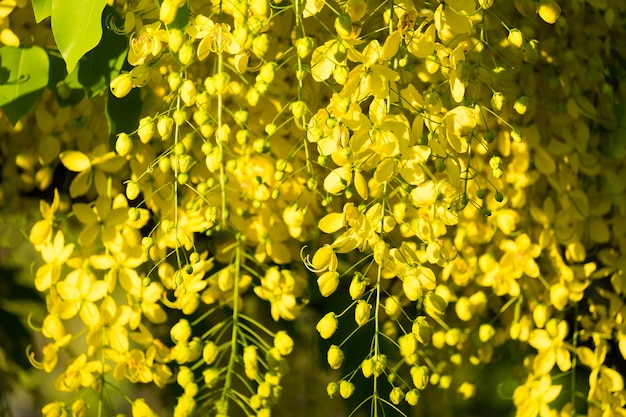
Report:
50,0,109,73
0,45,48,124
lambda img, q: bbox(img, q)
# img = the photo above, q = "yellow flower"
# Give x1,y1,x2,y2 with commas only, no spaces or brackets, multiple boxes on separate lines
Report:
55,267,108,325
513,374,562,417
128,22,167,66
253,267,308,321
499,233,542,279
54,354,105,392
528,319,571,375
342,40,400,101
113,349,153,384
577,339,625,401
30,188,61,247
127,280,167,329
35,231,74,292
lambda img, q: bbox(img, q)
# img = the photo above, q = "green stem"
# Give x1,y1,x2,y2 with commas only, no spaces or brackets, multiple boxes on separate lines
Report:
219,234,242,414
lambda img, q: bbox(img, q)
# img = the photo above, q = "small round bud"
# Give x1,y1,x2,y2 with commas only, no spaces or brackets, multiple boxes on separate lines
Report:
115,133,133,156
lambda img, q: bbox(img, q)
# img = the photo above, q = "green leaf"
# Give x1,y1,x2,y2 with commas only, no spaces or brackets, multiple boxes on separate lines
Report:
51,0,108,73
78,6,128,97
0,45,49,124
31,0,53,22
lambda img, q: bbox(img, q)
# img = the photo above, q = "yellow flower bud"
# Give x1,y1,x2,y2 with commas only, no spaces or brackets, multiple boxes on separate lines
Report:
537,0,561,24
295,37,314,59
316,312,338,339
327,344,344,369
373,354,387,376
508,29,523,50
312,245,338,271
424,292,447,318
290,100,308,120
137,117,155,143
168,28,184,53
115,133,133,156
403,274,421,301
42,402,66,417
410,365,429,389
398,334,417,363
550,283,570,310
491,92,506,112
157,116,174,140
514,96,530,115
132,399,157,417
177,366,194,387
181,79,197,107
326,381,339,398
171,319,192,343
317,271,340,297
349,273,367,300
168,72,182,92
455,296,472,321
243,345,258,380
252,34,270,58
110,72,133,98
333,65,349,85
274,331,294,356
405,389,420,406
203,368,219,388
259,62,276,84
160,0,178,25
334,13,352,39
172,109,185,126
213,72,230,94
203,341,219,364
126,180,140,200
361,358,375,378
56,81,72,100
478,324,495,343
412,316,432,344
354,300,371,327
390,387,404,405
178,43,195,66
339,381,355,399
533,303,548,328
71,399,87,417
384,295,401,319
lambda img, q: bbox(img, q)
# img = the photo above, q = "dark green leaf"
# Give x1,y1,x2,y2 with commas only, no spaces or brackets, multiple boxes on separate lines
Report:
106,87,142,147
47,51,85,106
